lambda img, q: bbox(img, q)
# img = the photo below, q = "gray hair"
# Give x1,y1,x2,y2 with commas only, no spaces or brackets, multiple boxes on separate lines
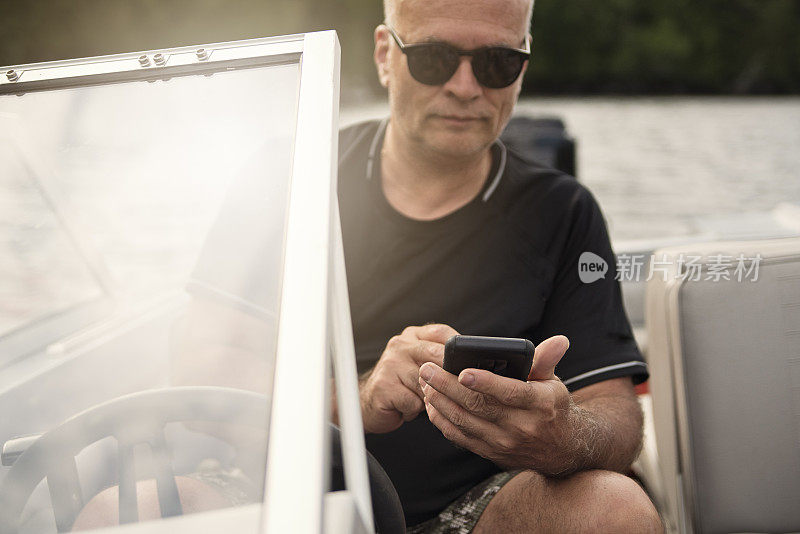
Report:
384,0,535,33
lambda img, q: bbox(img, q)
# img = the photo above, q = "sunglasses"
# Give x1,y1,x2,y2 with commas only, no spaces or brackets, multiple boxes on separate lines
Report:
385,25,530,89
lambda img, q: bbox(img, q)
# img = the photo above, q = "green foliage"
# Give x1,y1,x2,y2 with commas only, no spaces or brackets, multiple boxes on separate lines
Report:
0,0,797,95
525,0,800,93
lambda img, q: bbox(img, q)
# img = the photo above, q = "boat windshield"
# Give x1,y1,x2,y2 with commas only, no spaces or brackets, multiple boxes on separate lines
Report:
0,54,300,533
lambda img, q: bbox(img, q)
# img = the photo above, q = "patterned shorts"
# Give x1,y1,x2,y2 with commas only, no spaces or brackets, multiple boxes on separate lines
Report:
406,471,522,534
186,458,261,506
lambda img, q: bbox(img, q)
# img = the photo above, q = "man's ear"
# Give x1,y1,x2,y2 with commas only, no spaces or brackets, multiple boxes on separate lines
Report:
374,25,391,88
521,32,533,77
520,32,532,78
513,33,532,96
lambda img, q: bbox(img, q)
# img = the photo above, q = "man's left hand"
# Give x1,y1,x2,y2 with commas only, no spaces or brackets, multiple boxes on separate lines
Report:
419,335,582,476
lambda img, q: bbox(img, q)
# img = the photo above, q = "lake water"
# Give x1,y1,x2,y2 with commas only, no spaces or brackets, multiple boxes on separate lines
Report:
3,96,799,338
342,97,800,242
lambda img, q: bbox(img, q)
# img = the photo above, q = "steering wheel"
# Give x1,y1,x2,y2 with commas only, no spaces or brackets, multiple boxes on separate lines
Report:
0,387,405,534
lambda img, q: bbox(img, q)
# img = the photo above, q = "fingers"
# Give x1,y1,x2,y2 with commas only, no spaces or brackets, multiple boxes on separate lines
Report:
399,365,426,400
420,376,497,437
528,335,569,381
408,339,445,367
362,324,459,433
394,387,425,421
388,331,445,366
423,398,488,455
420,363,506,421
364,381,424,433
456,368,537,409
412,323,460,345
362,359,427,433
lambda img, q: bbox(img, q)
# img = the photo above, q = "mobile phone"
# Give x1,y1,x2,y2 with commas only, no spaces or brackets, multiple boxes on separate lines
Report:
443,335,534,381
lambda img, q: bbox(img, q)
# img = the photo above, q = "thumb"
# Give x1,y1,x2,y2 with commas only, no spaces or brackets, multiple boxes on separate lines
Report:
527,335,569,381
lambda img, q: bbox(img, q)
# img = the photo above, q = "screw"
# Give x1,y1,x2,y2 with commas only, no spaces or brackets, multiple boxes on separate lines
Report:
153,53,166,66
6,69,18,81
196,48,208,61
138,55,150,67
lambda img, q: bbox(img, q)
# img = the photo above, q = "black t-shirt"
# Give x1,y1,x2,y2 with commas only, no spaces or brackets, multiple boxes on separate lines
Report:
338,119,648,526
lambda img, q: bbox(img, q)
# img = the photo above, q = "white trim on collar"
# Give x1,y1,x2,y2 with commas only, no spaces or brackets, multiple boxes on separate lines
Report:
482,138,506,202
365,119,507,203
365,118,389,180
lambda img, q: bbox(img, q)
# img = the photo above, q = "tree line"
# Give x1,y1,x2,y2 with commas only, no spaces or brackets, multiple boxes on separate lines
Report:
1,0,797,99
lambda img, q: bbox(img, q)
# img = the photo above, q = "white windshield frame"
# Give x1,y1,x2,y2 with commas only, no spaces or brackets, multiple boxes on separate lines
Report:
1,30,370,534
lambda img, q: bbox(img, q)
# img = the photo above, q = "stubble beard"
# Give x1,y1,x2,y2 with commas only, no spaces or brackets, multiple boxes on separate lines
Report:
408,114,496,162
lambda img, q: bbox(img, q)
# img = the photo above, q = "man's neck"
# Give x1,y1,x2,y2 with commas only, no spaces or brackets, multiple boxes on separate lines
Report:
380,122,493,221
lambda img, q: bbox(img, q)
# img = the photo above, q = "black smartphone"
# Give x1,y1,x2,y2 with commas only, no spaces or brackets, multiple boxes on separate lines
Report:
443,335,534,381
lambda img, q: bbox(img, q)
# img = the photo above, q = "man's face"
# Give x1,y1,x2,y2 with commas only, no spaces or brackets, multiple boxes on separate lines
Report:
375,0,530,159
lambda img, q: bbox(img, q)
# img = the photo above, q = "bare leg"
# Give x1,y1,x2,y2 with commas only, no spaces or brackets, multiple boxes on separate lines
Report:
71,476,232,531
473,469,662,534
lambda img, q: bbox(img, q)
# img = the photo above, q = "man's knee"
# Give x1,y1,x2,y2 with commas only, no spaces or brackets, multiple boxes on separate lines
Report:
569,470,662,534
476,469,662,533
72,476,231,531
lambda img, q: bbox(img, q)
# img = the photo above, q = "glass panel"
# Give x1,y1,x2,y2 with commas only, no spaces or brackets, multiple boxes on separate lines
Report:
0,60,300,533
0,141,103,345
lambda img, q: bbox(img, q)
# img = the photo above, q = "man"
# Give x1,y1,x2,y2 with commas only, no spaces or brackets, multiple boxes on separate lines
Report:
72,1,660,530
336,0,662,531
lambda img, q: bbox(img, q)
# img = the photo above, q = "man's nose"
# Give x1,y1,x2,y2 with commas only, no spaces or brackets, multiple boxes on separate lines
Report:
442,57,482,100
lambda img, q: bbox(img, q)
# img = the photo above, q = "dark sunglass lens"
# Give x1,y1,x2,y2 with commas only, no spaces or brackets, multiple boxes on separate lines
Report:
473,48,526,89
406,44,459,85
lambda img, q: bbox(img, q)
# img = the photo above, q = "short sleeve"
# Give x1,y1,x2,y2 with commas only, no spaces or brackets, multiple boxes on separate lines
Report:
187,139,292,320
530,185,648,392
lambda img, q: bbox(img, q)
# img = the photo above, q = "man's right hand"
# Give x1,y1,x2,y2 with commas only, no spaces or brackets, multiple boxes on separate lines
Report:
360,324,458,433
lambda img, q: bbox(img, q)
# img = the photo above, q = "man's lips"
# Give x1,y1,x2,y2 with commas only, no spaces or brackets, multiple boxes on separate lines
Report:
432,114,486,123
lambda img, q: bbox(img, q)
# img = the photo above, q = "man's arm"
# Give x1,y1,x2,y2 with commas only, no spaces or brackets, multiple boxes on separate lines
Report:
170,299,273,394
566,377,643,475
420,335,645,477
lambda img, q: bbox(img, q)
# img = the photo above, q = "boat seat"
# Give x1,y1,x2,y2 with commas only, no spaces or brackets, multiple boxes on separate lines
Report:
645,236,800,533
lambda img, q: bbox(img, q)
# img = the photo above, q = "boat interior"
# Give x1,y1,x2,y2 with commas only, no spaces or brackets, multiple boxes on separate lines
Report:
0,32,799,534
